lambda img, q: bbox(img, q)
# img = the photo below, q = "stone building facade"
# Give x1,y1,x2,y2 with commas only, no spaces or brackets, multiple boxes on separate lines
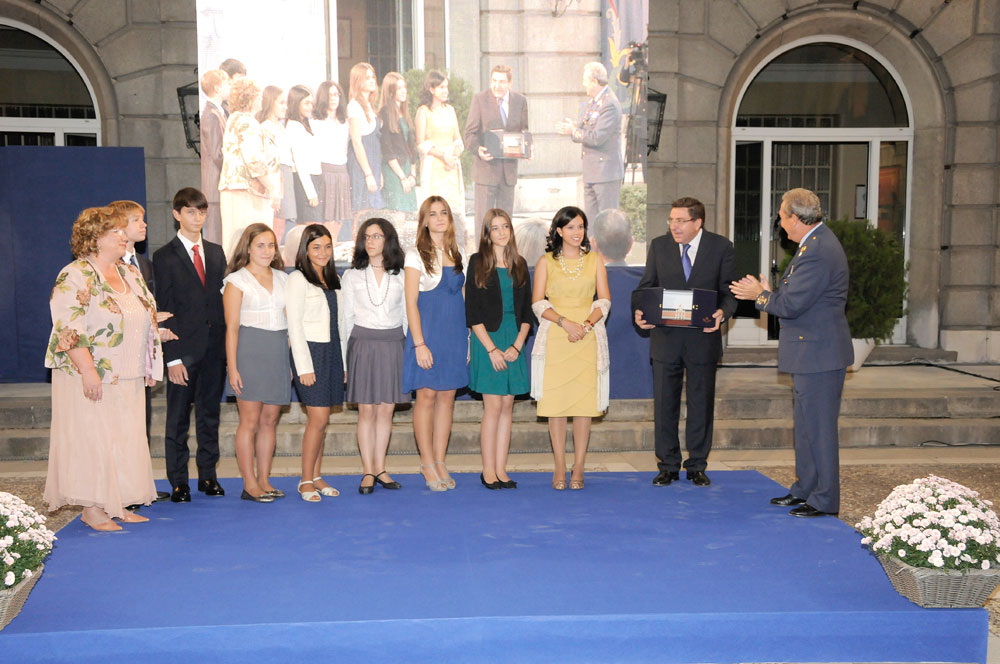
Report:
2,0,998,358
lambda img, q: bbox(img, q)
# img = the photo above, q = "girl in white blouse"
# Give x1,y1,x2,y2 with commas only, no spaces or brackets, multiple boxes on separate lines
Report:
340,218,407,494
286,224,343,502
286,85,323,235
222,223,290,503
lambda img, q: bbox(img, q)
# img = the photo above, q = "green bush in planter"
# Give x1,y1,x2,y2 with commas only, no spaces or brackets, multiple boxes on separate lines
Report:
825,218,907,342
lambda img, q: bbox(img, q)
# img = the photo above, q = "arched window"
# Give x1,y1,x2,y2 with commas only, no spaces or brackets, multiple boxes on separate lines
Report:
729,39,911,346
0,25,99,146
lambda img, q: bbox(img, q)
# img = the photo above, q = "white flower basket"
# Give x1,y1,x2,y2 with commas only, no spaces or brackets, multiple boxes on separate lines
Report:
0,563,43,630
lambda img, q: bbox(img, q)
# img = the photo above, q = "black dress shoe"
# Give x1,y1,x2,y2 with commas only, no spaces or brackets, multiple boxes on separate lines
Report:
198,479,225,497
480,473,502,490
498,478,518,489
125,504,142,511
373,471,401,489
652,470,680,486
154,491,171,502
789,504,838,518
686,470,711,486
240,489,275,503
770,493,806,506
359,474,375,495
170,485,191,503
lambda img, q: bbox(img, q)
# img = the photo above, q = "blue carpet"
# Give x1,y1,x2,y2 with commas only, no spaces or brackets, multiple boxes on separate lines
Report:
1,471,987,663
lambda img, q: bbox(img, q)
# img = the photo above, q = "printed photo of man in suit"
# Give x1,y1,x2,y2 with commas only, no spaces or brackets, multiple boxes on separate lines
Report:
199,69,229,247
463,64,529,239
730,187,853,517
556,61,624,224
633,197,737,487
153,187,228,503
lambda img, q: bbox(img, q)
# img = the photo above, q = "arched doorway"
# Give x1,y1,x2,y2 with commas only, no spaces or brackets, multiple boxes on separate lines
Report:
0,22,100,146
727,38,912,347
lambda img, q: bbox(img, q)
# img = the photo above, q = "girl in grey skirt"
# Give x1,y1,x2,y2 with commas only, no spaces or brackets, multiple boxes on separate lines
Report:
340,218,407,495
223,223,291,503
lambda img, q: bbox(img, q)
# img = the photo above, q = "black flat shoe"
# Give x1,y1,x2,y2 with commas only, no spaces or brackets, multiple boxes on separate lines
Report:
790,504,838,518
374,471,401,489
154,491,171,502
770,493,806,506
359,474,376,495
240,489,275,503
686,470,711,487
498,477,517,489
652,470,679,486
198,479,225,496
480,473,502,490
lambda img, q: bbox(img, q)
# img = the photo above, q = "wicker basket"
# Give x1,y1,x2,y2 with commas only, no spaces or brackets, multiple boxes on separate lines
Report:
0,565,43,631
878,555,1000,608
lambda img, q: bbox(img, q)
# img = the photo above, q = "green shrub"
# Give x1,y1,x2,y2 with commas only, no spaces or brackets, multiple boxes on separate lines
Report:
619,184,646,242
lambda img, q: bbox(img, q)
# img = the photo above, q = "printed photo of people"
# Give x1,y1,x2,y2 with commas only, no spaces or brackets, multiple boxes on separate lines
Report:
197,0,648,264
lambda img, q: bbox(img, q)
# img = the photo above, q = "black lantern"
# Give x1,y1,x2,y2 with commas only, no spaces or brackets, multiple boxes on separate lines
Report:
646,88,666,155
177,81,201,156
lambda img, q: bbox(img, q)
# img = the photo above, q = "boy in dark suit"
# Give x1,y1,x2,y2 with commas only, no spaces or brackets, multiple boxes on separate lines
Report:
634,197,737,487
153,188,228,502
111,199,172,502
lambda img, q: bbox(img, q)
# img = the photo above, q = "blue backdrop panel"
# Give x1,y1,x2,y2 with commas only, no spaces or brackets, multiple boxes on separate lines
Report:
0,147,146,382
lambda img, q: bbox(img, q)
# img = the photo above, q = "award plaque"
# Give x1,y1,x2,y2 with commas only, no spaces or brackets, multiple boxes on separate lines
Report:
485,130,532,159
631,288,718,328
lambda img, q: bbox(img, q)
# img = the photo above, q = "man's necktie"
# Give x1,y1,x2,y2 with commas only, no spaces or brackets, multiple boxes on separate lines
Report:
129,254,138,268
192,245,206,287
498,96,507,127
682,244,692,281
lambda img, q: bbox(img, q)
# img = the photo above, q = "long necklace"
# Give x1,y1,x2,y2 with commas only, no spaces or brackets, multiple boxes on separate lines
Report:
556,253,585,280
365,265,390,307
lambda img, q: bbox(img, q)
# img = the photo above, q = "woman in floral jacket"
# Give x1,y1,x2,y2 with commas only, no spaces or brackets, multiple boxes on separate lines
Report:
44,206,165,532
219,77,280,258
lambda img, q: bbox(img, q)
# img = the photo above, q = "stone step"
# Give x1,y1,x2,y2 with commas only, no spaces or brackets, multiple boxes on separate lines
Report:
4,417,998,461
4,389,997,429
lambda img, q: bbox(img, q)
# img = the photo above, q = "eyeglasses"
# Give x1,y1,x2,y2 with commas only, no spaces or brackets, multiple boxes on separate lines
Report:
364,234,385,242
668,218,695,226
108,229,128,237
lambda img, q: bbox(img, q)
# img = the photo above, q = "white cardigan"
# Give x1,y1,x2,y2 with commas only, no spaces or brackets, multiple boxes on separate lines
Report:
285,270,336,376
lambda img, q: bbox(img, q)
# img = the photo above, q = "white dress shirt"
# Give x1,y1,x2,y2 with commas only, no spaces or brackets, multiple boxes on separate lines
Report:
678,228,704,265
339,266,407,364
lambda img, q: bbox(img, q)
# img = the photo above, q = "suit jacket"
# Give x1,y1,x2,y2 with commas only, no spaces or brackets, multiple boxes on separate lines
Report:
572,86,624,184
755,223,853,374
136,253,155,297
200,101,225,204
465,254,535,332
634,230,737,365
152,236,227,367
463,90,528,187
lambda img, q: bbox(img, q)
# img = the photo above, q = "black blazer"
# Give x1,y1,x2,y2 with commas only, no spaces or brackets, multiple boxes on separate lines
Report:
634,230,737,364
152,236,227,367
136,253,155,297
465,254,535,333
379,105,416,165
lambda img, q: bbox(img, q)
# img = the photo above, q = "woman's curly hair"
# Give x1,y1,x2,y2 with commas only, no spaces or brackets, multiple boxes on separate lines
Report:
70,206,125,258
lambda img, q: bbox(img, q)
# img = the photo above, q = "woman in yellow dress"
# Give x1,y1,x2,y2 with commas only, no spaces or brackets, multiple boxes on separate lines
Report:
415,70,465,226
530,206,611,490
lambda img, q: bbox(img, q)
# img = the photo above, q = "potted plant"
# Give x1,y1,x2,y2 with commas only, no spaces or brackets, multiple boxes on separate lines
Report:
856,475,1000,608
825,219,907,370
0,493,56,630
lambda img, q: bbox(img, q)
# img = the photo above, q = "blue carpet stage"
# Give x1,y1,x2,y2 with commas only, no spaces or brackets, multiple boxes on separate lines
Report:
2,471,987,663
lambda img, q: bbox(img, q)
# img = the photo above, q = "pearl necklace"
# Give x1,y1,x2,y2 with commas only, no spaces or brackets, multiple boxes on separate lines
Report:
365,265,390,307
556,253,585,280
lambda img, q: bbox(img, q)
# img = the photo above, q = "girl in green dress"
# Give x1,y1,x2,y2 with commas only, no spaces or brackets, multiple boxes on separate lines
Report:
465,209,535,489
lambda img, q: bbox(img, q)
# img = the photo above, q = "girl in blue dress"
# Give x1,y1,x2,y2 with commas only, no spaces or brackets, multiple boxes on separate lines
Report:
403,196,468,490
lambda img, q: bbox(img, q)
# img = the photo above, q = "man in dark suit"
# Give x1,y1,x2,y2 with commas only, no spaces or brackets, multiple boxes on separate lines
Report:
557,61,624,224
633,197,737,487
463,64,529,240
199,69,229,246
114,199,172,502
731,188,853,517
152,187,228,503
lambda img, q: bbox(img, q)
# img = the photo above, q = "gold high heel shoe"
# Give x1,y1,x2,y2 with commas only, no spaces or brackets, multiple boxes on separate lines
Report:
552,470,567,491
569,468,584,490
421,464,448,492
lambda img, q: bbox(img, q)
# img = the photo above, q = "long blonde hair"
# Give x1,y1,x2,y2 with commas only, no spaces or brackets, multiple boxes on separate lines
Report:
378,71,412,135
348,62,378,123
416,196,462,276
